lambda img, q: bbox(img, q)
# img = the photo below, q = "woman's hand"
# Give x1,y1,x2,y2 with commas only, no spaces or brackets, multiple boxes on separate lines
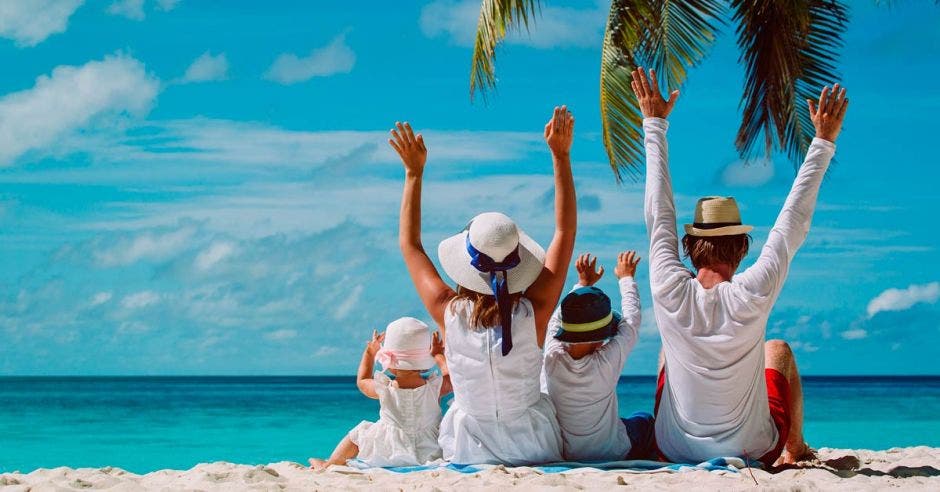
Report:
365,330,385,357
389,122,427,177
631,67,679,119
809,84,848,143
614,251,642,279
544,105,574,157
575,253,604,286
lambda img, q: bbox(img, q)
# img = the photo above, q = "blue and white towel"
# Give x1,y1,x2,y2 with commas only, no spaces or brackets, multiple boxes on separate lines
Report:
345,457,761,475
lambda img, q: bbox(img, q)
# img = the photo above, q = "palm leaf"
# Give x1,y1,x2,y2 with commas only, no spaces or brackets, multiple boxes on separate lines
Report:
600,0,724,181
469,0,540,100
731,0,848,166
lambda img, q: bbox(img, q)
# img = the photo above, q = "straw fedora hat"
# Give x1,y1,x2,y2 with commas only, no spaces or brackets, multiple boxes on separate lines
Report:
438,212,546,295
684,196,754,237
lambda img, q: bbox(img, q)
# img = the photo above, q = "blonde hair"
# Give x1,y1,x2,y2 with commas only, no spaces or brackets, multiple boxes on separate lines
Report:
450,286,527,328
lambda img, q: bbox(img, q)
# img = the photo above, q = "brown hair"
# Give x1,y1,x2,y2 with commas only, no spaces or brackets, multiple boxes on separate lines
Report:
681,233,751,271
450,286,527,329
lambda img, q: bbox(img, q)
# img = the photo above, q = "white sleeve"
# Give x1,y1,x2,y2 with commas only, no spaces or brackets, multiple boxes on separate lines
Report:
643,118,692,308
735,138,835,301
599,276,641,379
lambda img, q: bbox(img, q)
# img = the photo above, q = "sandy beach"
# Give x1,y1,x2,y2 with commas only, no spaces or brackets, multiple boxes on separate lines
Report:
1,447,937,491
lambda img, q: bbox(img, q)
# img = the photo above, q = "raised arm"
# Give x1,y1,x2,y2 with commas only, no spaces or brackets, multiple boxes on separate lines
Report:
391,122,456,329
527,107,577,348
736,85,848,299
431,331,453,398
633,68,689,293
356,330,384,399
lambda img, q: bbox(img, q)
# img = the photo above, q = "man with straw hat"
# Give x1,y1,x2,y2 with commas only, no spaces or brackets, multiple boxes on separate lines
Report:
632,67,849,467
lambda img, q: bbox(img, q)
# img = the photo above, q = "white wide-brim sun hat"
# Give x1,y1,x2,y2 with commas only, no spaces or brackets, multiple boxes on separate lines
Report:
381,317,436,371
684,196,754,237
438,212,546,295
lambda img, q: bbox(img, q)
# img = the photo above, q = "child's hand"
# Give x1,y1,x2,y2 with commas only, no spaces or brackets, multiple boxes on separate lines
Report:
615,251,642,279
431,331,445,357
575,253,604,286
365,330,385,356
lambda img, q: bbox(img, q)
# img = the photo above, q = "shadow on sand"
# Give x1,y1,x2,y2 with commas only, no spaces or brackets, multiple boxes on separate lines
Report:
772,454,940,479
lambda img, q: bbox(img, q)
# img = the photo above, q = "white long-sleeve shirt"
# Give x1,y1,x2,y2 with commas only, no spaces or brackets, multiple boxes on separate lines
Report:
643,117,834,463
541,277,641,462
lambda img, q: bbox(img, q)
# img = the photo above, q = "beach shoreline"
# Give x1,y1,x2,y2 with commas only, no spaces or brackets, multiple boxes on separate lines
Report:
2,447,937,491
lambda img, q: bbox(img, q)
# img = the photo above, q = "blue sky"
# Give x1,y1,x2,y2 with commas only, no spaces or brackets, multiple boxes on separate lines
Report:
0,0,937,375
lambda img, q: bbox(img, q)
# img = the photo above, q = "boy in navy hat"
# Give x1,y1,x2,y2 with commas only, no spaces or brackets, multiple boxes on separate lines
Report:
541,251,654,462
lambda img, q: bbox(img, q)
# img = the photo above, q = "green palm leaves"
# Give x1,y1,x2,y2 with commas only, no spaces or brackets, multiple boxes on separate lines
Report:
469,0,849,181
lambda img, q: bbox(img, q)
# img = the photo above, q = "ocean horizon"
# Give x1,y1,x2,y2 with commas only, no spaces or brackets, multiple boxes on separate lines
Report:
2,375,938,474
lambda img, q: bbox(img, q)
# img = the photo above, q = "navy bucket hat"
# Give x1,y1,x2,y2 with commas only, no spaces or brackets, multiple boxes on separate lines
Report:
554,286,621,343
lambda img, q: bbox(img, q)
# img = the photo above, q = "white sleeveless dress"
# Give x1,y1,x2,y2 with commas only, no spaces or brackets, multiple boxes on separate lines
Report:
347,371,443,467
439,298,563,465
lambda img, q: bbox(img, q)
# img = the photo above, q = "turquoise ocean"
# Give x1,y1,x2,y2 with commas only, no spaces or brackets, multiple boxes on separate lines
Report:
1,376,938,473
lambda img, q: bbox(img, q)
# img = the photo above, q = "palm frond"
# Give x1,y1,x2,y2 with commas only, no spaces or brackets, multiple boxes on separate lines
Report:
600,0,724,181
731,0,847,166
469,0,540,101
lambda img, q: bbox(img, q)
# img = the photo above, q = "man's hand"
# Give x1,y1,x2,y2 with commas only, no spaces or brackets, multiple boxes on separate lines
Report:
809,84,848,143
631,67,679,119
431,331,445,358
575,253,604,286
389,122,427,177
365,329,385,356
544,105,574,156
614,251,642,279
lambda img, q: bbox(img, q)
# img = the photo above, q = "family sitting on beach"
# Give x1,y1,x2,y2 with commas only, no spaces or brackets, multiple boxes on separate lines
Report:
309,68,849,470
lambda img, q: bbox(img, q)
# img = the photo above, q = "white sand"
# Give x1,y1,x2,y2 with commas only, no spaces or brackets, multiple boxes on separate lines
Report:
2,447,938,491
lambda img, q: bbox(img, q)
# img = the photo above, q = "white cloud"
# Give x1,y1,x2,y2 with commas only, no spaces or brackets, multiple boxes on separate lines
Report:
0,0,83,47
264,329,297,341
867,281,939,318
334,284,364,320
0,53,159,166
194,241,234,270
180,51,228,83
314,346,339,357
121,290,161,309
789,340,819,352
90,291,113,306
420,0,604,49
155,0,180,11
720,158,774,187
264,34,355,84
840,329,868,340
107,0,145,20
95,225,196,267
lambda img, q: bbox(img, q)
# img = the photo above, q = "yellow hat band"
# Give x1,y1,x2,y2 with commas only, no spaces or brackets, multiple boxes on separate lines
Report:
560,313,613,333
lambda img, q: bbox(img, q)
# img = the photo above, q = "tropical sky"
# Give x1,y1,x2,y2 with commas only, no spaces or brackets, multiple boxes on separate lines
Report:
0,1,937,375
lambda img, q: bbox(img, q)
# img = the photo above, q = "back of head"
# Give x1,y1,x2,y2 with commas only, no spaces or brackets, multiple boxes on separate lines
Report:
682,196,753,272
681,233,751,272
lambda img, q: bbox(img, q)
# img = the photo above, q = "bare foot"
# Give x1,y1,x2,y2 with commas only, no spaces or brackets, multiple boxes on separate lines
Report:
775,442,817,466
308,458,329,471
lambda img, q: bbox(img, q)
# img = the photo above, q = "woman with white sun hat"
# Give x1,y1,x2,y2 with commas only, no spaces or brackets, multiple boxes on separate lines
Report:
388,106,577,465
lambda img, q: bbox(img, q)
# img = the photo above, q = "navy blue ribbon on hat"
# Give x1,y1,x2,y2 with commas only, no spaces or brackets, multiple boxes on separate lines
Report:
466,234,521,356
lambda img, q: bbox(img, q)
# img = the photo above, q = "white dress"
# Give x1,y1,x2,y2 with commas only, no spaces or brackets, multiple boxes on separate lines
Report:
439,298,563,465
346,371,443,467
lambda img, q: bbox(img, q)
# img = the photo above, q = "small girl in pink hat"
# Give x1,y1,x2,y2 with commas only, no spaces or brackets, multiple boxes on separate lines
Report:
308,317,451,469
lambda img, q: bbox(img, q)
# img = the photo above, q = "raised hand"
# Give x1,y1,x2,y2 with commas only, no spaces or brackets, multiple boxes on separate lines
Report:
631,67,679,119
365,329,385,357
614,251,642,279
431,331,445,358
575,253,604,286
544,105,574,156
389,122,427,176
808,84,848,143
